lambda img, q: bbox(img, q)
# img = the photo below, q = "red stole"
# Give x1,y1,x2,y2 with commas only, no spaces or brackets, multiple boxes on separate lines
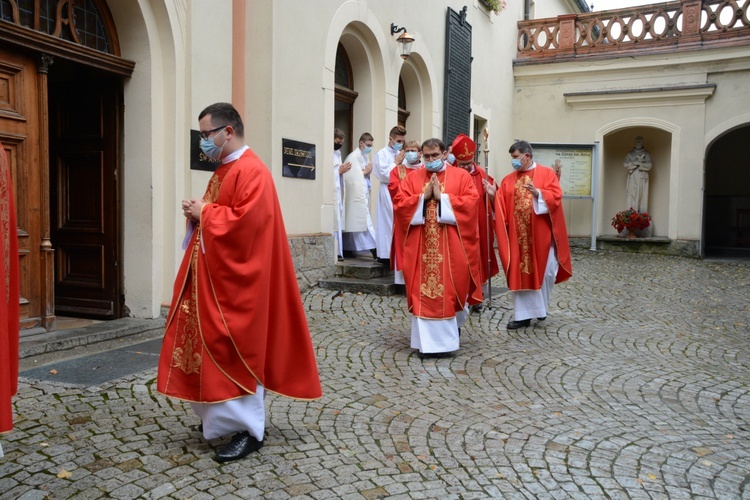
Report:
0,143,19,434
393,167,483,318
157,149,322,403
493,165,572,291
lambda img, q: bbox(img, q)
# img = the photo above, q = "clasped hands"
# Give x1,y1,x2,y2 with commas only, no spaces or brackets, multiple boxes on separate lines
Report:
423,173,442,201
182,198,205,221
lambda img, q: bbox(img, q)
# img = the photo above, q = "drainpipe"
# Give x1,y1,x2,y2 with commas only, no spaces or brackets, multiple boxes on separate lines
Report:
524,0,530,20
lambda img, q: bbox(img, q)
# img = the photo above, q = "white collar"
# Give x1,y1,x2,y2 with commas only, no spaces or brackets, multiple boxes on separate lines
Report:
223,145,249,164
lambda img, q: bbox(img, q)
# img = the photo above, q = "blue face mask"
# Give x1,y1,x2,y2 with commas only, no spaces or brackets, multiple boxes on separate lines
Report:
363,146,372,155
200,128,228,161
392,142,403,151
405,151,419,164
511,158,523,170
425,159,444,172
447,154,456,165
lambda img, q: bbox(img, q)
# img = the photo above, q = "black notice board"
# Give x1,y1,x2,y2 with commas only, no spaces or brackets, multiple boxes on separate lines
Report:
443,6,472,145
282,138,316,180
190,129,222,171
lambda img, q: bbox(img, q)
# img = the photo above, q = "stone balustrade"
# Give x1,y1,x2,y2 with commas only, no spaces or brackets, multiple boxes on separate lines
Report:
516,0,750,63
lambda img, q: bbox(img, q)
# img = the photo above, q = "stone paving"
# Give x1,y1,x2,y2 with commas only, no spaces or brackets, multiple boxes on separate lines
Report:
1,249,750,499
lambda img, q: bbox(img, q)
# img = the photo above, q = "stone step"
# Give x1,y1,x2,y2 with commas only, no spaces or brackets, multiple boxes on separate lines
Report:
337,256,389,279
318,275,400,295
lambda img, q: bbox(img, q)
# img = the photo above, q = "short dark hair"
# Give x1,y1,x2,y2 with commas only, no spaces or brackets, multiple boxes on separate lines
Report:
334,128,345,140
359,132,374,143
421,138,445,152
199,102,244,137
509,140,533,158
389,126,407,138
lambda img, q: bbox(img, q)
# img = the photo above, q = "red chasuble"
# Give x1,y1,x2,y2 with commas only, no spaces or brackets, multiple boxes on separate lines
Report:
0,143,19,434
466,164,499,284
157,148,322,403
393,167,483,319
493,164,572,292
388,164,421,270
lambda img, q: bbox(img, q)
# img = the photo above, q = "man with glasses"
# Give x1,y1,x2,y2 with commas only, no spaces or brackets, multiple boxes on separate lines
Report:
392,138,483,358
450,134,499,312
373,126,407,268
483,140,573,330
158,102,322,462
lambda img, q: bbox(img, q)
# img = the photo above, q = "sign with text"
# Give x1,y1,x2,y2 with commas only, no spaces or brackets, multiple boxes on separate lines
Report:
282,139,316,180
531,144,594,198
190,130,221,171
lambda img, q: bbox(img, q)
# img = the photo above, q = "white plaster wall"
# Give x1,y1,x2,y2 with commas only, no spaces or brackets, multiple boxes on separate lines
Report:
108,0,189,318
513,46,750,242
242,0,523,239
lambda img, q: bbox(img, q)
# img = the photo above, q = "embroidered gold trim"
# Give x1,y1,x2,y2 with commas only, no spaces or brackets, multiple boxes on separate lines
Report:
0,161,9,302
514,174,534,275
420,198,444,299
171,234,203,374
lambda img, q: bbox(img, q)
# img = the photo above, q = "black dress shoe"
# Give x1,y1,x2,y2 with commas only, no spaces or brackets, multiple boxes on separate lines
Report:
537,316,546,321
507,319,531,329
471,304,483,314
215,431,263,463
196,423,203,433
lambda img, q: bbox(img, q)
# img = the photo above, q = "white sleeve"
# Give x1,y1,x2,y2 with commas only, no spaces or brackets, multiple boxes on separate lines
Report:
437,194,457,225
533,191,549,215
410,195,426,225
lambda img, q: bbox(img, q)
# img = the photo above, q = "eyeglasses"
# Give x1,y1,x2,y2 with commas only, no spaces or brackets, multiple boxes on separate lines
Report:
199,125,227,140
422,152,443,160
457,161,473,168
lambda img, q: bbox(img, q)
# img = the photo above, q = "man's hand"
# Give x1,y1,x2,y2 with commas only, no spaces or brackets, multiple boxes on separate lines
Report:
523,182,540,198
395,150,406,166
183,199,205,221
339,161,352,174
431,174,442,200
363,162,373,176
482,179,497,198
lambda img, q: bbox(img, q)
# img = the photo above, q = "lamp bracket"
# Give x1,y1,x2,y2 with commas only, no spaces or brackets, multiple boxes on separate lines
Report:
390,23,406,36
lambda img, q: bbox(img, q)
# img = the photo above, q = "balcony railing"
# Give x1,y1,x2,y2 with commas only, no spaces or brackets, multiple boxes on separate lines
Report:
515,0,750,63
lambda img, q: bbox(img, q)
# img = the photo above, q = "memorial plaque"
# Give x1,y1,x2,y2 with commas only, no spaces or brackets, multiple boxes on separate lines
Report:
282,138,316,180
443,6,472,144
190,129,221,171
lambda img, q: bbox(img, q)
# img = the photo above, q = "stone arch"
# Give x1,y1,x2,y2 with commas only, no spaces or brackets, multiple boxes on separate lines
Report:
596,118,680,239
399,52,433,143
106,1,186,318
703,120,750,257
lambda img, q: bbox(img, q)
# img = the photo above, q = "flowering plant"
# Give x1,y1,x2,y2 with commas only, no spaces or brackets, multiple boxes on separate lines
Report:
611,208,651,233
482,0,507,14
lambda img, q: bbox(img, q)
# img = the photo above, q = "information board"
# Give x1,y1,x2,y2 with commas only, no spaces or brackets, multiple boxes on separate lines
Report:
531,144,593,198
282,138,316,180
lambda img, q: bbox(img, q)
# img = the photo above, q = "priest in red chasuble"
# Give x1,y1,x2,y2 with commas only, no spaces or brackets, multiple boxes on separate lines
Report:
483,140,572,330
450,134,499,308
0,142,19,458
392,138,483,358
157,103,322,463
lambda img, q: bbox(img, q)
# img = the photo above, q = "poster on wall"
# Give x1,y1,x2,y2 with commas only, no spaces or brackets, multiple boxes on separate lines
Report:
531,144,594,198
282,139,316,180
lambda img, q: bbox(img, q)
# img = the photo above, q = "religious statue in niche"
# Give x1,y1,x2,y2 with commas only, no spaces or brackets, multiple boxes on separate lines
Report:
623,136,652,213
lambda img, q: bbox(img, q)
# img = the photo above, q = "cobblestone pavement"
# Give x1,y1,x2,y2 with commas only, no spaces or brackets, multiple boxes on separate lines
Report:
2,249,750,499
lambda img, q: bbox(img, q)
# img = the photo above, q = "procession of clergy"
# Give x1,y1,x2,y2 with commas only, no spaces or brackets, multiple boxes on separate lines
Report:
335,127,573,359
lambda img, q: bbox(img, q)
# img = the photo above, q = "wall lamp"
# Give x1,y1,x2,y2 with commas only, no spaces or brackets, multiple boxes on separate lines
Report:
390,23,415,60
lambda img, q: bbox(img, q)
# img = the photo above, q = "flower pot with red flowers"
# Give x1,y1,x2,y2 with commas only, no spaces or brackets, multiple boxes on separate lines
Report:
611,208,651,238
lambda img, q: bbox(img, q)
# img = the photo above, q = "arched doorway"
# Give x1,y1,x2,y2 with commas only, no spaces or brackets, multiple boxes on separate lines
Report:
0,0,134,333
334,42,357,156
703,124,750,258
